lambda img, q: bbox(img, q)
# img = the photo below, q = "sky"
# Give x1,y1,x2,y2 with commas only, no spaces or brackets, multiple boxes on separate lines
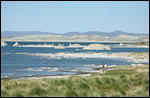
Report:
1,1,149,34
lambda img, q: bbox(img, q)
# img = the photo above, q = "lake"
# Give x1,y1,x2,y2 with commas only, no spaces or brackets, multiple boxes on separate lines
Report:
1,42,149,78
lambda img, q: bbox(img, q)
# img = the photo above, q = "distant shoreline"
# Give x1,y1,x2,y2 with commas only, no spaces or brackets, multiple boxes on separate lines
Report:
2,34,149,43
3,40,141,43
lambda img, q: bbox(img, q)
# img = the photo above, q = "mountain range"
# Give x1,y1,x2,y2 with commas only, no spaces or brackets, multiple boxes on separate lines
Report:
1,31,149,37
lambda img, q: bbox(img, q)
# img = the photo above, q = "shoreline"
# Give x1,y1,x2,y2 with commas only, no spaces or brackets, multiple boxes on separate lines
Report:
3,40,142,43
1,68,116,81
1,63,148,81
1,64,149,97
2,63,149,81
1,73,93,81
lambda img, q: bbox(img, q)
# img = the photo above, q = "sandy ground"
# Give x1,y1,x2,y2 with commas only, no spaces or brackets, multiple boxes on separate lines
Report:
1,74,92,81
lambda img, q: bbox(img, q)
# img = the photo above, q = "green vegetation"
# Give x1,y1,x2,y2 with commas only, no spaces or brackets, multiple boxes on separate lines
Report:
1,64,149,97
124,42,149,46
134,42,149,45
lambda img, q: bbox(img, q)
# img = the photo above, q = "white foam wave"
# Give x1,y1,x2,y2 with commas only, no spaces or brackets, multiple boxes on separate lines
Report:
16,52,149,63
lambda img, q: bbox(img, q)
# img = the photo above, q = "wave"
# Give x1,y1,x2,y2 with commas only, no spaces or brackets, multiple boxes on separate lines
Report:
15,52,149,63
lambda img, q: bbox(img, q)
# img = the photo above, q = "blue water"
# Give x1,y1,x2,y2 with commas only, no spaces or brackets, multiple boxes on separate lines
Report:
1,42,149,77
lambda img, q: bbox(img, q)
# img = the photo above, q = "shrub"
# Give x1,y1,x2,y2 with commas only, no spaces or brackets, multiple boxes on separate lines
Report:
65,89,79,97
102,77,111,84
120,74,127,79
111,94,120,97
13,90,24,97
79,82,90,90
101,92,106,97
95,78,103,85
29,86,46,96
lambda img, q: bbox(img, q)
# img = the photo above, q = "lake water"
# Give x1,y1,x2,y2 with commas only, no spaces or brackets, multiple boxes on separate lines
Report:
1,42,149,77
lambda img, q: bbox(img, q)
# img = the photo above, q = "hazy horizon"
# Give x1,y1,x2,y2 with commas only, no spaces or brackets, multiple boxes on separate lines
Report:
1,30,149,35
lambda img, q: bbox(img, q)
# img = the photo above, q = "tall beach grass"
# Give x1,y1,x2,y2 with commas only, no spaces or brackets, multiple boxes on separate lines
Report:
1,64,149,97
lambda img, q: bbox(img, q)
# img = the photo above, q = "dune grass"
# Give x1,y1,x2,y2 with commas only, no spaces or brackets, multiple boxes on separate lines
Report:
1,64,149,97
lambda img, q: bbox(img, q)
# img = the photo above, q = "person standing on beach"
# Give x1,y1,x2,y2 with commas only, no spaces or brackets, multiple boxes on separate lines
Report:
104,63,107,71
102,63,105,71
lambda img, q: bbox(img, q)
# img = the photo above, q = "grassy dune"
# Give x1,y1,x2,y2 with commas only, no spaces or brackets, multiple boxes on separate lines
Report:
1,64,149,97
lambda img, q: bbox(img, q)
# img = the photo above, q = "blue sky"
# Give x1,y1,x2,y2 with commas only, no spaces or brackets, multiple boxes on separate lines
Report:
1,1,149,34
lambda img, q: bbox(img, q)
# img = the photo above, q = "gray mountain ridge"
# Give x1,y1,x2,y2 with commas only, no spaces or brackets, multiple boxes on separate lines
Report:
64,31,148,37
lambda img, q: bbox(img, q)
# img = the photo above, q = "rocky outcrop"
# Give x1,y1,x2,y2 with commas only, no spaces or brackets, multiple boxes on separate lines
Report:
83,44,112,50
120,43,123,46
20,43,55,47
13,42,20,47
54,43,66,49
66,43,84,48
1,39,7,46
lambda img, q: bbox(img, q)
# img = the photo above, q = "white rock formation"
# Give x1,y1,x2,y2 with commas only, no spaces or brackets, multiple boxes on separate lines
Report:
76,49,80,51
1,39,7,46
13,42,20,47
20,43,55,47
52,68,58,71
55,43,66,49
83,44,112,50
66,43,84,48
120,43,123,46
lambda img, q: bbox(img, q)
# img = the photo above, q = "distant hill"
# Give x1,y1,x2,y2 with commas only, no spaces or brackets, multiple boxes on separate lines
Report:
63,31,149,37
1,30,149,37
1,31,60,37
